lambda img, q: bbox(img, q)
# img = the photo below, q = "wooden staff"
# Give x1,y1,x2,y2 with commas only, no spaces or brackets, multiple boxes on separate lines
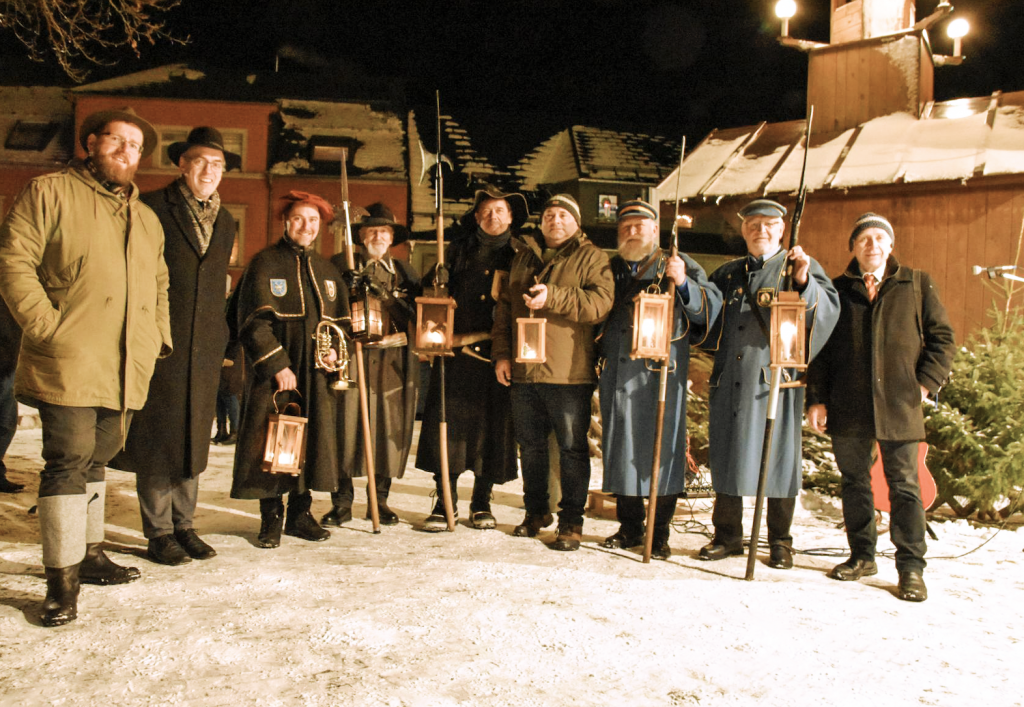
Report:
340,147,381,534
642,138,685,563
745,107,813,579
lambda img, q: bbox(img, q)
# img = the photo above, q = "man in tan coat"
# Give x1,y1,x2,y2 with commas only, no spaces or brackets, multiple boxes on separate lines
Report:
0,107,172,627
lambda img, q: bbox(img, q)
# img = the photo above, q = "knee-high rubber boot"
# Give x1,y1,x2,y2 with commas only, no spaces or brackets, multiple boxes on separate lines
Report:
79,481,140,585
37,494,87,626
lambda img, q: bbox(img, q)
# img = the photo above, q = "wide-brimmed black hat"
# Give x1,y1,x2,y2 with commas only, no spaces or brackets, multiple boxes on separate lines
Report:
459,186,530,232
78,107,158,159
167,127,242,171
355,202,409,244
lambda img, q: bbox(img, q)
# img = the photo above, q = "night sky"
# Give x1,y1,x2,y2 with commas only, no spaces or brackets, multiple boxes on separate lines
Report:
2,0,1022,167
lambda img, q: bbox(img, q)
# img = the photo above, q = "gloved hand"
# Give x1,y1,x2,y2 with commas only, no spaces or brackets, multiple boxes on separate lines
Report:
433,264,449,288
341,270,363,290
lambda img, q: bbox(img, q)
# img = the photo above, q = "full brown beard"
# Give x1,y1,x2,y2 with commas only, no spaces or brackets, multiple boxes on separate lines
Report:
91,151,138,187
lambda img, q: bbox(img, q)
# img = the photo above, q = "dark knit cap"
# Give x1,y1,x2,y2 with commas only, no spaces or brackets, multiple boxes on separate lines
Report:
542,194,581,226
848,212,894,250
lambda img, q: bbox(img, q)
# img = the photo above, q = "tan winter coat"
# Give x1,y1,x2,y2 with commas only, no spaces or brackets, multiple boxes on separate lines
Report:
492,230,613,384
0,163,171,411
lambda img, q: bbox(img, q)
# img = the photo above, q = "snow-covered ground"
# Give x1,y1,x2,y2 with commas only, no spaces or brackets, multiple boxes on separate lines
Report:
1,423,1021,707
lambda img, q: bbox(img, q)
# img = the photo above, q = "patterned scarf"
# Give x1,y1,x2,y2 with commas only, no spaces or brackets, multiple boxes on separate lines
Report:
177,177,221,256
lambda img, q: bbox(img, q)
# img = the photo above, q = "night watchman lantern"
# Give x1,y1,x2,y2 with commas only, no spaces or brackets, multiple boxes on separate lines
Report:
413,296,457,356
262,392,307,475
349,287,385,343
769,291,807,371
516,311,547,364
630,289,673,362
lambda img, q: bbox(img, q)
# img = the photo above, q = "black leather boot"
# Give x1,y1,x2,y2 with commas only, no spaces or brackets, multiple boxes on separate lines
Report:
41,564,80,627
0,462,24,494
257,497,285,548
285,492,330,542
79,543,141,584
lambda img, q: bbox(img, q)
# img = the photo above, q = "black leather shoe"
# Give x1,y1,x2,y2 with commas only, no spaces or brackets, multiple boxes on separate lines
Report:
828,558,878,581
513,513,554,538
174,529,217,560
41,565,80,627
220,433,237,446
768,544,793,569
285,511,331,542
698,541,743,561
147,534,192,565
550,523,583,551
898,570,928,602
320,506,352,527
651,541,672,561
258,500,284,548
366,503,399,526
0,475,24,493
470,511,496,530
79,543,141,584
601,528,644,549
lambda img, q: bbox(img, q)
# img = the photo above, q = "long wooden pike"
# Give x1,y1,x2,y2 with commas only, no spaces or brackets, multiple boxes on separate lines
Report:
642,137,685,563
340,147,381,534
745,107,813,580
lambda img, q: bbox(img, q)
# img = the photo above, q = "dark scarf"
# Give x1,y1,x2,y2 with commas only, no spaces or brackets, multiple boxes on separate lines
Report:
176,177,221,256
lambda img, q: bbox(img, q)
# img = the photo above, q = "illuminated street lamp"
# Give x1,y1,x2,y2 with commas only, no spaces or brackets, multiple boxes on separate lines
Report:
775,0,797,38
262,392,307,475
947,17,970,58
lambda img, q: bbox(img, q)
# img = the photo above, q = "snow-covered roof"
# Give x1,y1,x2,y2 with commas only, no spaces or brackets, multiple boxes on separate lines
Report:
0,87,74,167
517,126,680,190
656,91,1024,202
271,99,405,179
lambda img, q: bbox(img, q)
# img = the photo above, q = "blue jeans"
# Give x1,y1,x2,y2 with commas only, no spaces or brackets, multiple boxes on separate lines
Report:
0,370,16,461
832,437,927,573
511,383,593,526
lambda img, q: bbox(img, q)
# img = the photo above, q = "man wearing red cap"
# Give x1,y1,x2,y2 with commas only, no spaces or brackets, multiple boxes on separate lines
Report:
229,191,348,549
0,107,171,626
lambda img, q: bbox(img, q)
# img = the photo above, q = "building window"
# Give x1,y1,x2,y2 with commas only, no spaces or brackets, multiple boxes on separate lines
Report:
223,203,247,267
154,126,247,170
5,121,60,151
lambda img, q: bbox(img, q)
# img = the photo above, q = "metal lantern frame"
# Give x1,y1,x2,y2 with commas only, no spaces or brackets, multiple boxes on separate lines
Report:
262,391,307,475
515,312,547,364
413,295,457,356
349,288,386,344
630,289,674,362
769,290,808,374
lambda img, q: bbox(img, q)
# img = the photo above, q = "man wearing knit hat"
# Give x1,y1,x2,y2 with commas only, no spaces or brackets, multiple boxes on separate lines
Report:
492,193,614,550
700,198,839,569
597,200,721,559
807,213,954,602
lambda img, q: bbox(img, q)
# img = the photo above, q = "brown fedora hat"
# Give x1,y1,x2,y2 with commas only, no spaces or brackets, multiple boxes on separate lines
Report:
79,107,158,158
355,202,409,244
167,126,242,171
459,186,530,232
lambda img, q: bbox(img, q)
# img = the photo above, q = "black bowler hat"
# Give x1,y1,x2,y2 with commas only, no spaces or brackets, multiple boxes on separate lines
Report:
167,127,242,171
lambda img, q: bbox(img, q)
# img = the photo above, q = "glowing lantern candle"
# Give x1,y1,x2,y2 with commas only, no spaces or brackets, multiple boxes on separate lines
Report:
769,291,807,369
630,290,673,362
413,296,457,356
516,315,547,364
262,392,307,475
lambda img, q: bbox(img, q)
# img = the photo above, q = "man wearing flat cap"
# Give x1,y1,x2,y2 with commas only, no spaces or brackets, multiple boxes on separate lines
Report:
598,200,721,559
492,193,614,551
322,203,421,528
0,107,171,626
417,187,528,531
229,191,348,549
110,127,240,566
807,213,954,602
700,198,839,569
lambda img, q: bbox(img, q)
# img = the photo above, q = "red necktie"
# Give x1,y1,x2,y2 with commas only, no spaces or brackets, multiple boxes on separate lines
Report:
864,273,878,303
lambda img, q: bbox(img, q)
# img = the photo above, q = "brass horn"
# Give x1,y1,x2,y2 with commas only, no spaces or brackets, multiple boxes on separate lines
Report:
313,321,355,391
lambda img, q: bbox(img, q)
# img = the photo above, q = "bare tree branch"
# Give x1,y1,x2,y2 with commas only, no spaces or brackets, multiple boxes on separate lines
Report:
0,0,187,82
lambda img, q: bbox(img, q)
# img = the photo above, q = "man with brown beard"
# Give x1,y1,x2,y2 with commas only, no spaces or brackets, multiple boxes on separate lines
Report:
0,107,171,626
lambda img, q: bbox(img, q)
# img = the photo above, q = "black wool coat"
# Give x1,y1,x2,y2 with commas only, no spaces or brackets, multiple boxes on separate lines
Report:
807,256,955,441
110,182,235,480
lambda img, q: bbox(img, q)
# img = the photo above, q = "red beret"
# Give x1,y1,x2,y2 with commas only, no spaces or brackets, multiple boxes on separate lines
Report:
279,190,335,224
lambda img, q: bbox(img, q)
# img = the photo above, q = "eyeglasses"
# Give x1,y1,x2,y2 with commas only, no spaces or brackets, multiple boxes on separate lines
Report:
99,132,143,155
188,156,226,172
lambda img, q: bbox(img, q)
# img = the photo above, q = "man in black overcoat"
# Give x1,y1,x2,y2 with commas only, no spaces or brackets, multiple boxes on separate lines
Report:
807,213,955,602
110,128,239,565
416,187,527,531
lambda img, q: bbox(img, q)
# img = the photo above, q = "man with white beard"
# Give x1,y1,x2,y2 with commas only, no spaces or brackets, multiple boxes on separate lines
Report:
0,107,171,626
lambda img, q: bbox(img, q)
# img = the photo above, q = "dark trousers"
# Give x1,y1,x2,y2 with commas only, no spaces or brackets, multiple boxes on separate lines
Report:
34,401,133,498
432,471,494,513
832,437,927,573
216,390,240,434
617,494,677,538
712,493,795,548
136,473,200,539
511,383,592,526
0,370,16,462
332,476,391,509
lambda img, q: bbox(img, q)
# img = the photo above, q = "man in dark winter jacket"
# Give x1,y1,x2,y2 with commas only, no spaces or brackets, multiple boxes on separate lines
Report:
808,213,954,602
111,127,238,566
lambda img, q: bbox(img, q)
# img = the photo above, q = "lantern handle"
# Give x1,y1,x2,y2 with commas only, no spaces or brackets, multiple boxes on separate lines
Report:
272,389,304,415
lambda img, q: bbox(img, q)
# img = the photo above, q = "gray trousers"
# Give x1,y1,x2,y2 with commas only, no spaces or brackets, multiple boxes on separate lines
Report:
136,473,200,539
